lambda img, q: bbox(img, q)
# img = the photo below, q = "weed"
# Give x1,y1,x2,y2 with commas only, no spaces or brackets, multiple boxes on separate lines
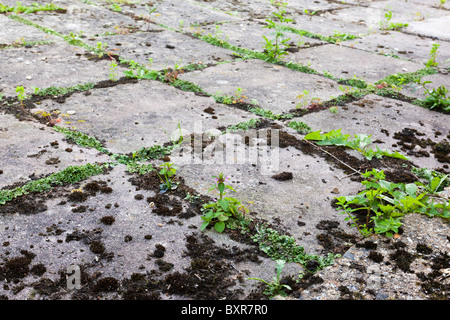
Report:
109,58,119,81
0,163,109,205
287,121,312,134
262,0,294,60
304,129,409,160
156,162,178,193
426,43,440,68
34,110,69,127
15,85,26,113
225,119,261,133
336,169,450,238
201,173,250,233
379,8,409,30
248,260,292,298
163,64,184,83
251,224,339,269
249,107,294,120
420,84,450,111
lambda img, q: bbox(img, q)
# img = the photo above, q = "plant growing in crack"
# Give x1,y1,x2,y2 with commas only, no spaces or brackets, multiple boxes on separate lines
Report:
248,260,292,298
262,0,294,60
34,110,69,127
379,8,409,31
15,85,26,113
109,58,119,81
201,173,250,233
156,162,178,193
426,43,440,68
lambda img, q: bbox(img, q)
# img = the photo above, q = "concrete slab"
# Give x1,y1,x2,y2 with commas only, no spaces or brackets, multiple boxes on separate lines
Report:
342,30,450,66
286,44,423,83
0,113,111,189
173,130,363,256
18,2,144,37
179,59,343,113
286,12,371,37
35,80,258,154
404,16,450,41
0,41,115,97
119,0,242,30
0,15,59,45
84,30,235,70
400,72,450,100
196,20,326,52
298,94,450,171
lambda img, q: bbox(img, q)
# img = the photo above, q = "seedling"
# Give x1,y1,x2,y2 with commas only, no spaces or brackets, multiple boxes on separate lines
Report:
335,169,450,237
426,43,440,68
201,173,250,233
248,260,292,298
420,82,450,111
379,8,409,30
109,58,119,81
144,4,158,31
15,86,26,113
34,110,69,127
156,162,178,193
262,0,294,60
287,121,312,134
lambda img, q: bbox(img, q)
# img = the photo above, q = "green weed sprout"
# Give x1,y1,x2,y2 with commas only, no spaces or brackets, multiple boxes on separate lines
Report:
15,85,26,112
156,162,178,193
262,0,294,60
426,43,440,68
248,260,292,298
201,173,250,233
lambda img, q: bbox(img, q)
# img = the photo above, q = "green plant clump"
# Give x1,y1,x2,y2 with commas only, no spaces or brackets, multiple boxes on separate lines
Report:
0,163,109,205
335,169,450,237
304,129,409,160
201,173,250,233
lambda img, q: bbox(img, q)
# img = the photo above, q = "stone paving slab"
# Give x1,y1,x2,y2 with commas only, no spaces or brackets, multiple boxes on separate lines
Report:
179,59,343,113
173,131,363,255
286,44,424,83
85,30,235,70
36,80,258,154
286,12,371,37
404,16,450,41
400,73,450,100
23,3,144,37
342,30,450,66
298,94,449,171
0,41,114,97
196,20,326,52
0,113,111,189
0,15,59,45
118,0,242,30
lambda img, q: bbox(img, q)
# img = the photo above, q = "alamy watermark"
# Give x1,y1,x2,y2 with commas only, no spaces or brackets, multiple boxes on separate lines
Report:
166,121,280,175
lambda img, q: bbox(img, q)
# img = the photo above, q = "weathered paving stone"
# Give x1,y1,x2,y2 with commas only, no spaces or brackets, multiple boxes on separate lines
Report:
286,12,371,37
197,20,326,52
174,130,363,254
400,72,450,100
404,16,450,41
119,0,242,30
0,15,59,45
179,59,343,113
36,80,258,154
0,113,110,189
10,2,144,37
298,94,450,171
342,30,450,66
0,41,114,97
286,44,423,83
85,29,235,70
